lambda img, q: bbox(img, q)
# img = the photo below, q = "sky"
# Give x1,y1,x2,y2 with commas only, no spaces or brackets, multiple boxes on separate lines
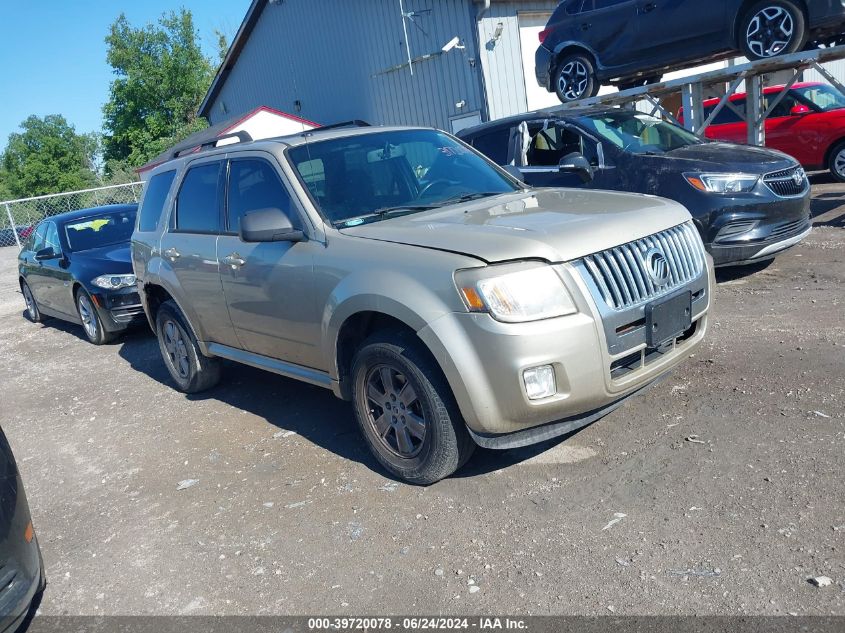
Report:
0,0,252,147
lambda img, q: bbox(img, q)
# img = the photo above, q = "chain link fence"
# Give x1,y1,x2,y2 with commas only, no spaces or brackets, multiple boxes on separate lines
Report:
0,182,143,249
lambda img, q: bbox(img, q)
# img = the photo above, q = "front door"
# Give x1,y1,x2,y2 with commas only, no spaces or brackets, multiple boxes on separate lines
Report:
517,121,601,188
633,0,728,64
159,158,239,348
39,221,74,316
217,155,321,368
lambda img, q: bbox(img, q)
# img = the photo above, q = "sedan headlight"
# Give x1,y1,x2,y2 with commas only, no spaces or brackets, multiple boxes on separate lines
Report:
684,172,759,194
455,263,577,323
92,274,136,290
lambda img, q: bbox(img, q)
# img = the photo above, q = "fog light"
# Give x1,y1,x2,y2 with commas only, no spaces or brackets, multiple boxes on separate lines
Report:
523,365,556,400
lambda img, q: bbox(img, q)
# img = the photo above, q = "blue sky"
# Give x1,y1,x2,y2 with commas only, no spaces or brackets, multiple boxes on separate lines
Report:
0,0,252,147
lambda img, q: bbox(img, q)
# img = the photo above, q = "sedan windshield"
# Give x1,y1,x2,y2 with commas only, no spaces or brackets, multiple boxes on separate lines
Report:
287,129,518,227
578,111,701,154
793,84,845,111
64,209,136,252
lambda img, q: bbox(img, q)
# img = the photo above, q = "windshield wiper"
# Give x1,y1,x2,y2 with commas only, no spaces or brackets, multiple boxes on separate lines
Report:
335,204,439,228
434,191,506,206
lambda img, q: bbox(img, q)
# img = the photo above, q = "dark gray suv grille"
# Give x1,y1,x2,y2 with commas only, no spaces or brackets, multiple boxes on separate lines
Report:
582,223,705,310
763,165,808,197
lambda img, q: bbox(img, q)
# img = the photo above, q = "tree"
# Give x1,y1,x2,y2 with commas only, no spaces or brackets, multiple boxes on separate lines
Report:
102,9,215,168
0,115,98,199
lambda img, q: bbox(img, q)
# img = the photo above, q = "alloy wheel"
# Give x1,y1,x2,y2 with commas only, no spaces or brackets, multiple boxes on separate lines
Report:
746,6,794,57
77,295,98,340
834,148,845,179
23,285,36,320
162,319,190,379
557,60,589,101
363,364,427,458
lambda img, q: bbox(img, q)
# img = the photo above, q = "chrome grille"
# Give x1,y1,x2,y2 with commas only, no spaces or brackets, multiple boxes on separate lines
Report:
763,165,808,197
582,223,705,310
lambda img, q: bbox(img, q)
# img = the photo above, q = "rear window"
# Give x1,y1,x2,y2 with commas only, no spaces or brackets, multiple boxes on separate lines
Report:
468,128,510,165
175,162,223,233
138,170,176,232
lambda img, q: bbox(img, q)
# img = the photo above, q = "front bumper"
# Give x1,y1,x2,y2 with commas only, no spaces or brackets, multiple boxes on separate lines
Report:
90,288,146,333
418,255,712,441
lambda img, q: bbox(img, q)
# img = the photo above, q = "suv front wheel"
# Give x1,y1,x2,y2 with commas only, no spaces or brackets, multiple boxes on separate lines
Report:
350,331,475,485
155,300,221,393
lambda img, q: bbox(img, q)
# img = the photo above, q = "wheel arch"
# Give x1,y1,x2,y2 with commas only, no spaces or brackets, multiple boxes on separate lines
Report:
552,44,599,74
823,136,845,170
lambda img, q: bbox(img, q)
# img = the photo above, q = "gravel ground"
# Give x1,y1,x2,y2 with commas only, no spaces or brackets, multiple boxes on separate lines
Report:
0,181,843,617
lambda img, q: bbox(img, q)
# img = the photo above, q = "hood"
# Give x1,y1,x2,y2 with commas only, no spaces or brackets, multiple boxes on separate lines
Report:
71,243,133,272
339,190,691,263
649,142,796,173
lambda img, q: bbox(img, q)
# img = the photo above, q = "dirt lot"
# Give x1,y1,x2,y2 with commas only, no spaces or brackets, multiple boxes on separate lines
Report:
1,181,843,617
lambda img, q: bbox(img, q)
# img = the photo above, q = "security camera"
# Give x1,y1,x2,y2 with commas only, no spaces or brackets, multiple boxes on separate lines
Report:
442,36,464,53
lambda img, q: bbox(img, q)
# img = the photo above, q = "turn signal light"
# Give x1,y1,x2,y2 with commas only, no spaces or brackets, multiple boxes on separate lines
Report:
460,287,486,311
24,521,33,543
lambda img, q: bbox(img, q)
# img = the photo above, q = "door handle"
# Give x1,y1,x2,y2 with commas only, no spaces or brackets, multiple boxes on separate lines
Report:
222,253,246,269
639,2,657,13
580,22,592,31
163,248,181,261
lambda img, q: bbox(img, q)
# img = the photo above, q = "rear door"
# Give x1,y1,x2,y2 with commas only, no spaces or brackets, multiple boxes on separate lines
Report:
578,0,640,69
217,154,321,368
703,97,748,143
159,158,239,347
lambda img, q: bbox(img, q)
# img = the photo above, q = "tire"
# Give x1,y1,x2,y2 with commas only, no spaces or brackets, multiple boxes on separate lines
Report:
739,1,806,60
21,280,41,323
76,289,115,345
350,330,475,485
155,300,221,393
553,53,598,103
828,140,845,182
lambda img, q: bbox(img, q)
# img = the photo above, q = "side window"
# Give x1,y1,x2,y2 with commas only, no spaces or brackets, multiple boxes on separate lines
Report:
468,129,509,164
44,222,61,253
527,125,586,167
567,0,587,14
30,223,48,252
175,162,223,234
767,92,798,118
227,159,295,234
138,170,176,232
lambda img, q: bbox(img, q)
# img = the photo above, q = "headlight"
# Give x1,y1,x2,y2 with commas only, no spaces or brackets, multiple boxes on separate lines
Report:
455,263,577,323
92,274,136,290
684,172,759,194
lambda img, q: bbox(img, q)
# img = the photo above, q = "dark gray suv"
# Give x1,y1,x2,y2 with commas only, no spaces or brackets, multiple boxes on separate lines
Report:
132,125,711,484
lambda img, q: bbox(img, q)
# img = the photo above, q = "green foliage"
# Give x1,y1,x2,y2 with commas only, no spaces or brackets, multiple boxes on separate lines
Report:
102,9,214,168
0,115,98,199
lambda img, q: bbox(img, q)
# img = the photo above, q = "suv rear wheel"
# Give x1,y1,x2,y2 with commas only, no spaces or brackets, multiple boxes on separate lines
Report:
155,300,221,393
554,53,599,103
350,331,475,485
739,1,806,60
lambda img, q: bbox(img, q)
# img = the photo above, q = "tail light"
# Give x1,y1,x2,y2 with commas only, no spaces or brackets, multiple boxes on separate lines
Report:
538,28,552,44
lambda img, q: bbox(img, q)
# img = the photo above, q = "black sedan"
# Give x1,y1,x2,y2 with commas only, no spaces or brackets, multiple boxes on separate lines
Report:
536,0,845,102
0,426,44,632
458,108,811,267
18,204,145,344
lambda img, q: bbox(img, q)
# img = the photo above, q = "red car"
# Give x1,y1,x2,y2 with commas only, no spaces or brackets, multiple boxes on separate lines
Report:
680,82,845,181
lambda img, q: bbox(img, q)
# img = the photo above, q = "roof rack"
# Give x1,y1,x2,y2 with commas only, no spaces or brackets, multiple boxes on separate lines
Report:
307,120,371,133
172,130,253,159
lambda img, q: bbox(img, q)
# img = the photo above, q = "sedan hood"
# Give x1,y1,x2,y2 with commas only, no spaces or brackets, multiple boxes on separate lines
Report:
339,190,691,263
655,142,796,173
72,243,133,272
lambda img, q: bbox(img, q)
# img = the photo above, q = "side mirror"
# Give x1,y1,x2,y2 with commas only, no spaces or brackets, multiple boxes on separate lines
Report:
239,208,305,243
559,153,594,183
790,104,811,116
35,246,58,261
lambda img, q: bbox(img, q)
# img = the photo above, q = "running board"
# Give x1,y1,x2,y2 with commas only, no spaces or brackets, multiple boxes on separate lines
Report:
206,343,333,390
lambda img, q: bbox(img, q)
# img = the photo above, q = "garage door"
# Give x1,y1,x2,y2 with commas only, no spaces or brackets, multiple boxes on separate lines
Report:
518,13,560,112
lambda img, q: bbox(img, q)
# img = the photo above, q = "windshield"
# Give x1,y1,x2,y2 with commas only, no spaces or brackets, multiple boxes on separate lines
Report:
793,84,845,111
287,129,518,227
578,111,701,154
64,209,137,251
